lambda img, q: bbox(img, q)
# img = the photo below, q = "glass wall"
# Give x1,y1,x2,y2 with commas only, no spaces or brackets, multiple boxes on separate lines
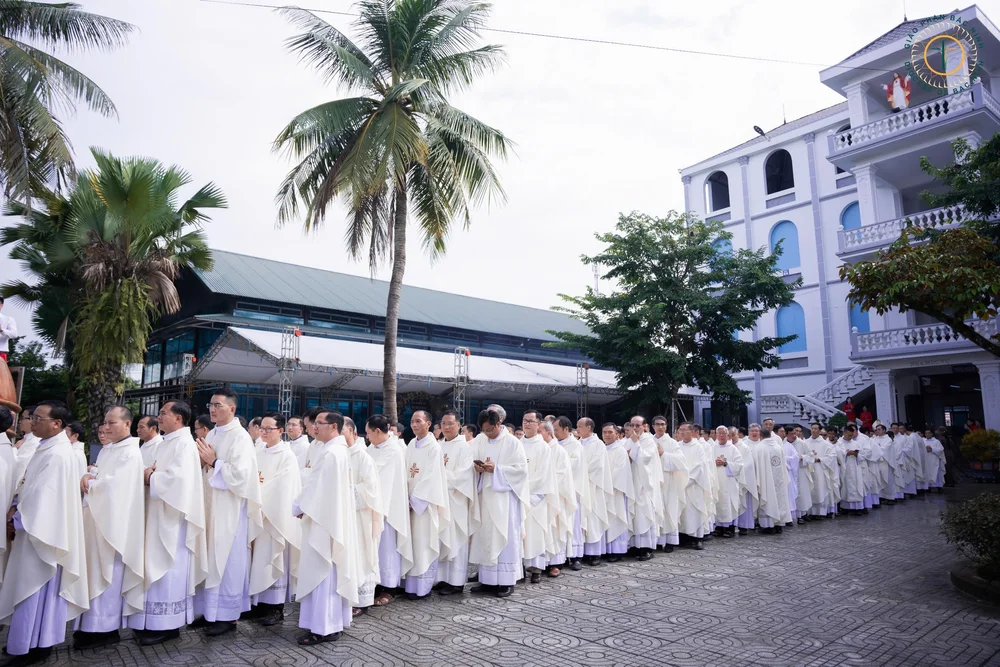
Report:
162,331,196,381
143,343,163,387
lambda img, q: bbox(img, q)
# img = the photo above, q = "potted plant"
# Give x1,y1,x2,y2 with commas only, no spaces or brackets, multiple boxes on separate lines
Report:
942,493,1000,600
961,429,1000,481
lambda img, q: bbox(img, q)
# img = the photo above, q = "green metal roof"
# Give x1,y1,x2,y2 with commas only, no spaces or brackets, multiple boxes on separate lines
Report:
193,250,591,342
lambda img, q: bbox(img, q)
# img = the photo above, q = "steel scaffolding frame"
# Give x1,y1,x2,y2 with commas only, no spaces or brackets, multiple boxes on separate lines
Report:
453,347,470,423
576,362,589,420
278,326,301,418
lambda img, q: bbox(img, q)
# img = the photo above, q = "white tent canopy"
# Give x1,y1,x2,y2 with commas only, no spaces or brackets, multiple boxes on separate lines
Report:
192,327,624,405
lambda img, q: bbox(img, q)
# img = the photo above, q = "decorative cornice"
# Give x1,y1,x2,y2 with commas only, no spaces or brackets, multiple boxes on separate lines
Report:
738,156,750,166
804,132,816,144
681,175,692,185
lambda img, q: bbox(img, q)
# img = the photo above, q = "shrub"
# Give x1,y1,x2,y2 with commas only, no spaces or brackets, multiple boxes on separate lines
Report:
961,429,1000,461
826,413,848,429
941,492,1000,580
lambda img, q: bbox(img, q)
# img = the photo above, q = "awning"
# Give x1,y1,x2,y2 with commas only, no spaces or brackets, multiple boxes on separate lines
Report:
191,326,624,405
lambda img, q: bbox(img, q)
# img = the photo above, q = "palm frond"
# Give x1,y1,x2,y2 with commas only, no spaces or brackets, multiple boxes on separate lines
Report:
279,6,382,92
0,1,134,51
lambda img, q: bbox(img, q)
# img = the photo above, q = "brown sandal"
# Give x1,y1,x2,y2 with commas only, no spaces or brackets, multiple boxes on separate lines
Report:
373,592,393,607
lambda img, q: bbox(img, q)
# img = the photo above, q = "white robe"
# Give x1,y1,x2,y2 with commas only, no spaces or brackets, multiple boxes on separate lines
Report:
250,441,301,605
367,435,413,587
521,435,557,566
713,443,743,525
12,432,40,492
436,436,475,587
789,439,814,515
579,434,612,547
139,434,162,468
293,435,360,636
677,440,712,538
0,432,16,581
626,434,664,547
557,436,591,559
71,440,88,480
470,431,529,585
604,441,634,549
129,428,208,631
656,434,688,545
404,435,450,596
752,437,792,526
77,436,145,631
287,435,310,471
924,437,945,488
732,439,758,523
0,432,89,654
346,439,383,607
837,437,867,506
546,439,578,565
803,436,836,514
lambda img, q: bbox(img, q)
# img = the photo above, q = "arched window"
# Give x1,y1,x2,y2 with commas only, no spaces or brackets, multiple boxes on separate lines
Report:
712,238,733,256
769,220,800,271
835,125,850,174
841,202,861,231
764,149,794,194
776,302,807,353
705,171,730,211
849,302,870,334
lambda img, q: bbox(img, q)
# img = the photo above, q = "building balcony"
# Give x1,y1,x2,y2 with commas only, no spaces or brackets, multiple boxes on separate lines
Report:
851,318,998,364
827,82,1000,172
837,203,971,260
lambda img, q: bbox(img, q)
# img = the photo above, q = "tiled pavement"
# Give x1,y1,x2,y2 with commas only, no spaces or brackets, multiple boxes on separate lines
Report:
6,486,1000,667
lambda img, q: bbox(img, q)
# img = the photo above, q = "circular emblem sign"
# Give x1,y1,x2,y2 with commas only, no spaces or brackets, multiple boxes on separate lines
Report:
904,16,985,95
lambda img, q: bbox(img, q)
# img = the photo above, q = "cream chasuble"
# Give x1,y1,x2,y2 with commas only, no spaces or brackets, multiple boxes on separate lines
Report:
82,435,145,616
558,436,592,535
0,431,89,622
439,435,476,561
579,434,612,542
0,433,14,581
605,440,635,543
678,439,712,537
346,438,383,604
367,435,414,575
249,441,301,598
837,437,867,504
656,434,688,539
627,433,664,539
547,439,577,556
406,435,451,577
521,435,558,560
751,436,791,525
803,436,836,511
140,434,162,468
732,438,758,517
469,430,530,566
713,442,743,524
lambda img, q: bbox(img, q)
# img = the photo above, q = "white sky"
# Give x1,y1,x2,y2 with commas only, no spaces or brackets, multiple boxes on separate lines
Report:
0,0,949,345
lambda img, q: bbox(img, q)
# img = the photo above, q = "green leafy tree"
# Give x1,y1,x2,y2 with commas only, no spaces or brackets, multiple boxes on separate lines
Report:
273,0,511,422
5,336,71,407
840,136,1000,357
549,212,798,412
0,1,133,204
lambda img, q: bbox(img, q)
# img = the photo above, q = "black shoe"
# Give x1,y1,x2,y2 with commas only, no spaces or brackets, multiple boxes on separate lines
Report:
662,545,673,553
438,583,463,595
797,518,805,525
204,621,237,637
606,554,622,563
738,528,748,536
298,631,341,646
259,607,285,627
240,605,266,621
406,592,430,601
470,583,497,594
568,559,582,571
761,527,774,535
530,572,541,584
636,549,653,561
692,540,704,551
775,526,783,534
496,586,513,598
467,574,479,583
785,522,794,527
584,556,601,566
188,617,210,629
136,628,180,647
2,647,52,666
73,630,120,650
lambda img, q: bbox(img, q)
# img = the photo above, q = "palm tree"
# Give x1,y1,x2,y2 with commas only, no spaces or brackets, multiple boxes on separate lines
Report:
0,1,133,204
274,0,511,423
2,148,225,435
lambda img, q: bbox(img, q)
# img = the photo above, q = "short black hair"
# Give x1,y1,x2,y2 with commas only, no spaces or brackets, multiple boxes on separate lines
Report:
523,409,544,422
395,422,405,433
263,412,286,430
37,400,71,429
236,415,247,429
303,406,325,422
478,408,503,429
440,409,460,423
195,414,213,431
811,422,822,428
164,400,192,427
503,422,515,431
412,410,433,422
602,422,618,431
555,416,573,431
0,406,13,433
760,428,772,439
845,424,858,433
652,415,667,425
289,415,303,424
463,423,478,437
0,295,4,304
140,415,159,430
904,423,914,430
110,405,133,423
66,420,85,439
212,388,239,404
250,416,263,427
318,410,345,432
366,414,390,433
578,417,595,431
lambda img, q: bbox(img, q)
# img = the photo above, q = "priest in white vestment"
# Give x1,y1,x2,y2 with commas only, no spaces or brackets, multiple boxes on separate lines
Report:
923,429,946,490
712,426,744,538
65,421,89,481
752,427,792,534
249,414,301,626
469,406,529,598
905,425,928,493
436,410,475,593
899,424,921,496
404,411,450,599
628,417,666,558
0,406,17,581
285,416,311,470
552,417,591,571
12,409,40,485
731,428,758,534
293,410,362,646
803,423,836,517
785,429,813,524
577,418,612,565
676,423,712,549
652,417,686,550
781,430,802,524
520,410,559,580
874,424,903,502
341,417,383,614
838,425,868,514
0,402,89,662
541,421,576,577
137,415,163,468
602,422,634,560
862,431,887,509
74,407,145,650
193,390,263,636
365,414,413,607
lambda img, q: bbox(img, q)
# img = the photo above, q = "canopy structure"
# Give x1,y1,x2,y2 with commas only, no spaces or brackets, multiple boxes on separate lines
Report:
192,327,623,405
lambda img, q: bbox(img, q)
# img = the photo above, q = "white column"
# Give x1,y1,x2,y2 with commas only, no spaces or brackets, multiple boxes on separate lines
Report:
682,175,692,214
976,361,1000,431
871,368,897,424
845,82,870,127
854,164,880,225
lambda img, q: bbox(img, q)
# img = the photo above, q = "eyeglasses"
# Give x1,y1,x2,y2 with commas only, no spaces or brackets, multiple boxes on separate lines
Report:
260,427,281,433
29,415,56,423
522,419,539,425
316,421,336,426
206,402,228,409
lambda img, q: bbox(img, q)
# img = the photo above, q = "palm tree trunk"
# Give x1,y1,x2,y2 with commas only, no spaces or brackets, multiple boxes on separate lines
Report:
86,365,120,443
383,183,408,424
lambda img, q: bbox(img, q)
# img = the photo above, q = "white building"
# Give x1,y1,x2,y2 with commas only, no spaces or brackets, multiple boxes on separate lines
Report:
680,6,1000,432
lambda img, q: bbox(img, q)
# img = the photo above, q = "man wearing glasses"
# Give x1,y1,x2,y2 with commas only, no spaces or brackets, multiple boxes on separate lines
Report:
192,390,262,637
0,401,88,664
520,410,556,583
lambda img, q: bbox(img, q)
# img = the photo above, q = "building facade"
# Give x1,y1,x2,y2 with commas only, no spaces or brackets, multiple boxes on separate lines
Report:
680,6,1000,432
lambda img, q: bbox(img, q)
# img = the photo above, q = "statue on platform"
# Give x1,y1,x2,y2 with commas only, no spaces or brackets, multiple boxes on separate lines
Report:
883,72,912,112
0,297,21,413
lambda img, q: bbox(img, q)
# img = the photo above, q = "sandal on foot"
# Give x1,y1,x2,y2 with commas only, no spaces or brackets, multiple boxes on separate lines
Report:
298,632,341,646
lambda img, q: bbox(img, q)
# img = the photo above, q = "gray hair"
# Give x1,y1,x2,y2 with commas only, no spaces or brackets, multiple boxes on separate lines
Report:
749,423,761,430
486,403,506,423
541,421,555,435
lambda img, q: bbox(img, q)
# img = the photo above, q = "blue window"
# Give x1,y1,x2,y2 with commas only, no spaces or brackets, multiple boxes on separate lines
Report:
776,302,807,353
769,221,800,272
841,202,861,231
712,238,733,256
849,302,870,334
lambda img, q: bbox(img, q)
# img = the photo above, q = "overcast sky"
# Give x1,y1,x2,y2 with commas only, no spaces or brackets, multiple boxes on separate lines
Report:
0,0,948,345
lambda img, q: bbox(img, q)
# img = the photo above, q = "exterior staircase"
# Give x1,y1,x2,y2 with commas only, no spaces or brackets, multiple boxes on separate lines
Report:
760,365,874,424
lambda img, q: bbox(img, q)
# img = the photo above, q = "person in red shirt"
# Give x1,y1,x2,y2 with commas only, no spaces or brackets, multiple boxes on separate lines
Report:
859,406,874,430
843,399,856,423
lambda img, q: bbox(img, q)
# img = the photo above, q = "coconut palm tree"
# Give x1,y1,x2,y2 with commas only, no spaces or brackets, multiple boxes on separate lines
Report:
0,1,133,204
274,0,511,422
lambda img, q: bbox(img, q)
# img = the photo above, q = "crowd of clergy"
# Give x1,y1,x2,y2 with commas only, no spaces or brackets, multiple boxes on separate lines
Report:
0,394,949,665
